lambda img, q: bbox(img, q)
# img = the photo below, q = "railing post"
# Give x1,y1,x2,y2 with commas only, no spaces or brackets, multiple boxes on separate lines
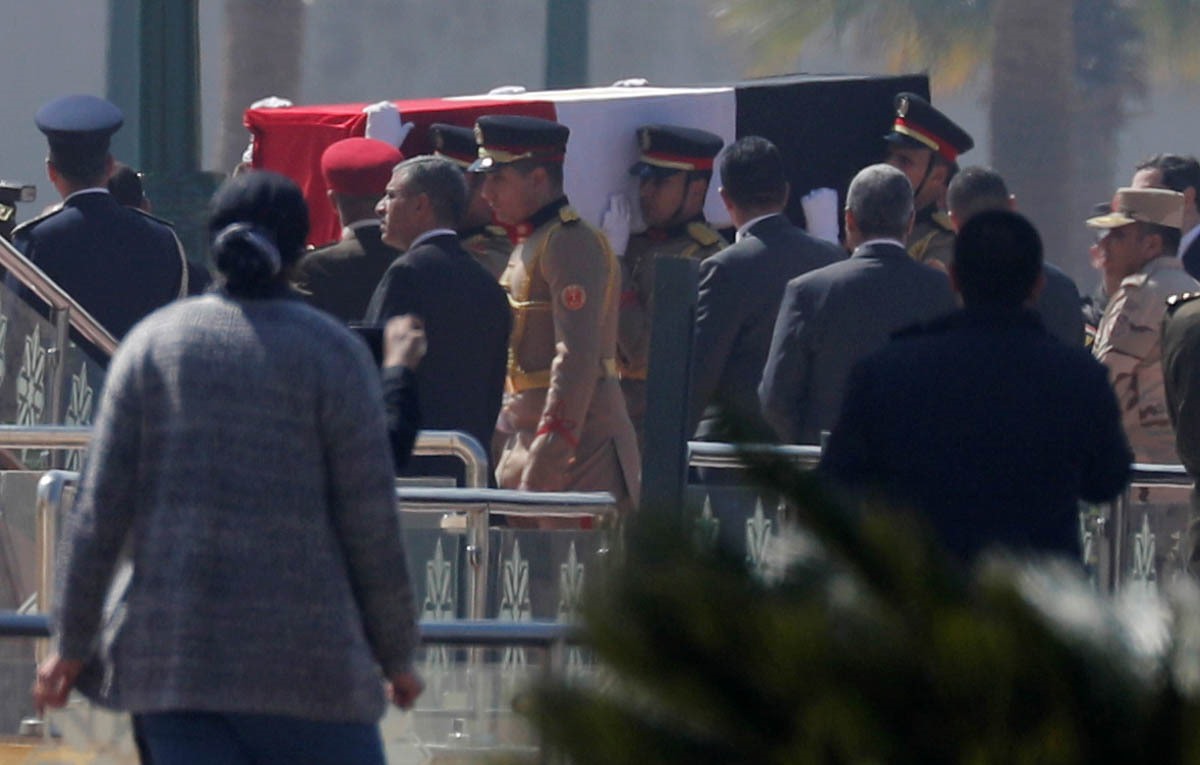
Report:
640,257,699,515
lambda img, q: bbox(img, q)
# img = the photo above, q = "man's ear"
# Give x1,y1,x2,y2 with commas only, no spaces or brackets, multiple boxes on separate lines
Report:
718,186,733,213
45,158,57,185
686,176,708,207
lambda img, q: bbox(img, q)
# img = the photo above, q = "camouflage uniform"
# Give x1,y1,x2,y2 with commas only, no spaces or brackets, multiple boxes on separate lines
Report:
617,219,725,446
1094,255,1199,463
495,197,640,508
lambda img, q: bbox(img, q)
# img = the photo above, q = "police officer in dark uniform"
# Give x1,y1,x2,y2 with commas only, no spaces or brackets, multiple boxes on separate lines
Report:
292,137,403,322
615,124,726,448
883,92,974,270
428,123,512,279
12,95,188,340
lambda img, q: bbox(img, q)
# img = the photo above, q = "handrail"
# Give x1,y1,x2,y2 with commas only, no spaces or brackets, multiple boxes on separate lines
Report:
0,236,118,356
0,612,578,646
687,440,822,470
0,427,488,489
411,430,489,489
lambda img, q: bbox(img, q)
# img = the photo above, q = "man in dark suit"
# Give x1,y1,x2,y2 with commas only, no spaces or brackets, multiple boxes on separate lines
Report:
946,165,1084,346
821,211,1131,562
293,137,403,322
760,164,957,445
12,95,188,339
364,155,511,483
688,136,843,441
1131,154,1200,280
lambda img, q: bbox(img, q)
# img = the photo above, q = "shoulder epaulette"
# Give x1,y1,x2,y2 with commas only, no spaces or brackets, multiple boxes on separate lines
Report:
686,221,722,247
11,204,65,237
485,224,508,237
931,211,954,232
558,206,581,224
129,206,177,228
1166,292,1200,312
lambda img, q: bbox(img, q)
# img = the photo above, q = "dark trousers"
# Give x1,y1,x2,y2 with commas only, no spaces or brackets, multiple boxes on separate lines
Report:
135,711,386,765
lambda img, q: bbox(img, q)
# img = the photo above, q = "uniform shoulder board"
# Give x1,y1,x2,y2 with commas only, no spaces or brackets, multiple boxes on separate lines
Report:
129,206,177,228
1166,292,1200,313
485,224,508,237
686,221,721,247
11,204,66,237
932,211,954,232
558,206,581,224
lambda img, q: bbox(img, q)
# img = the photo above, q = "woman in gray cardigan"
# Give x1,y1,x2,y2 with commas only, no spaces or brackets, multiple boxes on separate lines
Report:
33,171,421,764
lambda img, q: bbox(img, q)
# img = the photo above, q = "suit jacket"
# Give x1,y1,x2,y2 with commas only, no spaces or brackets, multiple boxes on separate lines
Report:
821,307,1131,561
689,213,843,440
11,189,185,339
1037,262,1084,347
293,223,399,322
760,240,957,445
364,232,510,478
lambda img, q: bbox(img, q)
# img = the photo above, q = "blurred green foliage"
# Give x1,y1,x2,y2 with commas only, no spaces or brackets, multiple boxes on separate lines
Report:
521,455,1200,764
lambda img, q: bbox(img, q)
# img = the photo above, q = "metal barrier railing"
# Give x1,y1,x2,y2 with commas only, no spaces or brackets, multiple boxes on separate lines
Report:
33,470,618,627
685,441,1199,595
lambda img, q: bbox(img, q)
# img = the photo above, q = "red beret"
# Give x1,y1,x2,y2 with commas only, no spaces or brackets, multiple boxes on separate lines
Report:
320,137,403,196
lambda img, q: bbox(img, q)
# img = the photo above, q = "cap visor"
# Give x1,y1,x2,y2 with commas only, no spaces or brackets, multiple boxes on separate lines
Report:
467,156,498,173
629,161,683,179
1086,212,1137,229
883,132,929,151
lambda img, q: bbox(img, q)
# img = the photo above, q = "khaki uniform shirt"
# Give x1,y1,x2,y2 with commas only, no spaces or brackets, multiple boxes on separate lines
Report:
907,207,955,271
462,224,512,280
617,220,725,445
1094,256,1199,464
495,198,640,507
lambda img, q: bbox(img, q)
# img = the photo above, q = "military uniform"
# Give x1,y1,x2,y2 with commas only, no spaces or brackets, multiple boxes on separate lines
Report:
618,220,724,442
461,223,513,279
1089,187,1199,464
13,96,187,339
470,116,639,507
293,222,398,322
907,206,955,269
293,137,403,322
616,124,727,446
430,123,513,280
1164,291,1200,475
883,92,973,269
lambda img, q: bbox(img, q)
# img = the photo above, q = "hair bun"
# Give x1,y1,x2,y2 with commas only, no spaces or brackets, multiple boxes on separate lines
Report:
212,222,282,289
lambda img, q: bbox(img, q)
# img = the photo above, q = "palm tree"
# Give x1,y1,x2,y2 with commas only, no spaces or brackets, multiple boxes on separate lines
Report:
217,0,307,173
708,0,1155,284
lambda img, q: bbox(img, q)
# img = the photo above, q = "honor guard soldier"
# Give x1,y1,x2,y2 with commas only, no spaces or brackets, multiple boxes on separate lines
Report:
612,124,726,448
292,137,403,322
471,115,640,510
13,95,189,339
429,123,512,279
883,92,974,270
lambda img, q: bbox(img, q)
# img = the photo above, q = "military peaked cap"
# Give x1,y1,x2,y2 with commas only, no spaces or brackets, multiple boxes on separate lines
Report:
469,115,569,172
429,123,478,168
885,92,973,163
36,94,123,165
629,124,724,178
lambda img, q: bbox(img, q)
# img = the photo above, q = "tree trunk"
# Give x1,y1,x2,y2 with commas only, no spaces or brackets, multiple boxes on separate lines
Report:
990,0,1075,274
217,0,306,174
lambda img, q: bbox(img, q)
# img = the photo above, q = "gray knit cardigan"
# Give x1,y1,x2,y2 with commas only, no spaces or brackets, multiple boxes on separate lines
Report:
53,293,418,723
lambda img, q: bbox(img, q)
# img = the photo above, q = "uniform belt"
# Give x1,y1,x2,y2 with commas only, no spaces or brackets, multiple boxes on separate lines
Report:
618,365,647,381
507,358,619,393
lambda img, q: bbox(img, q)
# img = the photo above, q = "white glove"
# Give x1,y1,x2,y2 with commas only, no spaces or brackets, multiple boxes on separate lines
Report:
601,194,632,257
611,78,649,87
801,187,840,245
488,85,527,95
249,96,293,110
363,101,414,149
242,96,294,163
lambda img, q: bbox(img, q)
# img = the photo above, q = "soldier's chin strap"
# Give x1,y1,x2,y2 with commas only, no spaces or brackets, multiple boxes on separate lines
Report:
912,152,936,207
